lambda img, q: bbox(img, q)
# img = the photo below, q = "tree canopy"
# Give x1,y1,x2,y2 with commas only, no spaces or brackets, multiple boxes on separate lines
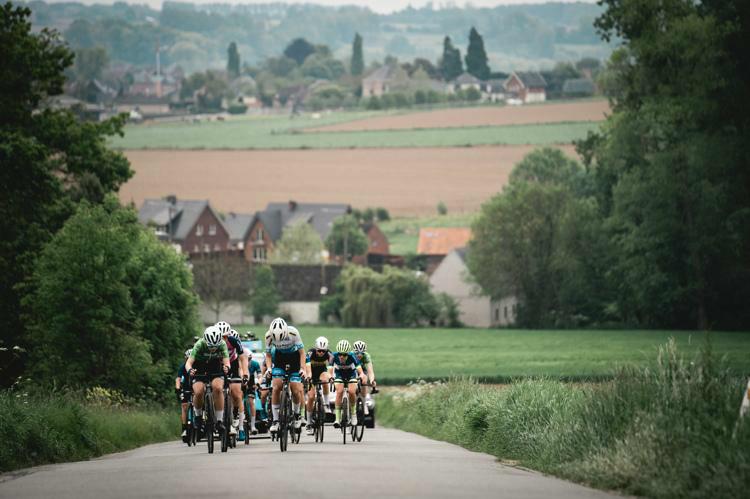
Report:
439,36,462,81
464,27,490,80
350,32,364,76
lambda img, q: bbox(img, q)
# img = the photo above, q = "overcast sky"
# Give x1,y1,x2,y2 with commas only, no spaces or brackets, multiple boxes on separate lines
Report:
49,0,596,15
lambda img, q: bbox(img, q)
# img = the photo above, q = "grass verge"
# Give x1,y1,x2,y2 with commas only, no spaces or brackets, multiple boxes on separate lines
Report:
377,339,750,498
0,390,178,472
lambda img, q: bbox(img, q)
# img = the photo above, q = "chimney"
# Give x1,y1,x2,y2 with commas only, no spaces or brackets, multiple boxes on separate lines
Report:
166,194,177,205
288,200,297,212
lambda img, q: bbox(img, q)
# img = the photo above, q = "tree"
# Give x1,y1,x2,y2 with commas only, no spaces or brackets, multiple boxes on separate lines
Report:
464,27,490,80
350,32,364,76
25,198,199,397
325,215,368,261
192,254,250,323
249,265,280,323
270,221,324,264
74,46,108,81
1,3,132,384
439,36,462,81
227,41,240,78
283,38,315,65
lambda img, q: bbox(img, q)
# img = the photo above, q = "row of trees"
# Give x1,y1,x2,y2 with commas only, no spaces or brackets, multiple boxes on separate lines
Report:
0,3,200,395
468,0,750,330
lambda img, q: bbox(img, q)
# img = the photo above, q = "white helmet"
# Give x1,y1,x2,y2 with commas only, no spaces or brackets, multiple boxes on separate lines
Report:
215,321,231,335
203,326,223,347
269,317,288,343
315,336,329,350
228,329,240,339
353,340,367,353
336,339,351,353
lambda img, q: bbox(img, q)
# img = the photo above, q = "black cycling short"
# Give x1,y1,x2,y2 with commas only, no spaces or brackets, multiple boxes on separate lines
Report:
310,366,328,383
178,389,192,403
229,359,241,380
191,360,224,385
272,350,301,373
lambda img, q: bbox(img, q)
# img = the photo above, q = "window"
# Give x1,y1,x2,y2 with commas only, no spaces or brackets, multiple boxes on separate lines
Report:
193,245,199,253
203,243,210,253
253,246,267,262
196,225,203,236
238,241,244,250
256,228,264,242
504,306,508,319
209,224,216,236
495,308,499,321
214,243,220,251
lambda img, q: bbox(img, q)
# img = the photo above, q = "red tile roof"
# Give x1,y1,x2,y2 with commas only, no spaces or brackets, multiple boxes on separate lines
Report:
417,227,472,255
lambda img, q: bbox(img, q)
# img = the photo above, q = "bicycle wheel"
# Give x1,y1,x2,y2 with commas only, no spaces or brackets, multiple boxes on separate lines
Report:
186,405,194,447
221,389,231,453
205,391,214,454
355,398,365,442
244,397,251,445
279,387,289,452
341,396,348,445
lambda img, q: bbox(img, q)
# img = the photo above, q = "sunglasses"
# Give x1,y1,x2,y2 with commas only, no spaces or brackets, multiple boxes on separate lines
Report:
316,349,327,353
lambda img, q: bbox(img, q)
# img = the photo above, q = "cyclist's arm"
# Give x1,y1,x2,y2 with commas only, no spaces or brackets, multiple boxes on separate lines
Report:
185,356,195,371
367,363,375,384
240,351,249,378
175,376,181,390
265,352,273,374
305,355,312,380
298,348,306,374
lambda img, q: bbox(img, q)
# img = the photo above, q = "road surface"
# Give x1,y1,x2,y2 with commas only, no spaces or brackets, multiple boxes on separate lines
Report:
0,428,620,498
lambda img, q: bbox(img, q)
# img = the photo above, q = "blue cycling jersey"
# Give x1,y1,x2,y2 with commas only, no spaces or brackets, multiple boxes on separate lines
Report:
331,352,360,371
249,359,262,377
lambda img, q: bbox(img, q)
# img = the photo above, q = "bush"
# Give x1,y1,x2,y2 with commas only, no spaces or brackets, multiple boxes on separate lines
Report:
227,103,247,114
379,339,750,499
437,201,448,215
0,389,177,472
376,207,390,221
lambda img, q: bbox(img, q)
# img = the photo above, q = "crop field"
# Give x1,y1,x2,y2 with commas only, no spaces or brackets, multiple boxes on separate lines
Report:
379,213,477,254
246,327,750,383
112,119,598,150
307,99,611,133
120,145,575,216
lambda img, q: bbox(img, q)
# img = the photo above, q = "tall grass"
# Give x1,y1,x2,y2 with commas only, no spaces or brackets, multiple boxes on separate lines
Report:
0,388,178,472
379,339,750,498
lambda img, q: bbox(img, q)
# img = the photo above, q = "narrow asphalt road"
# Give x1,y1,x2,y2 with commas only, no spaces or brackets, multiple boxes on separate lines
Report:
0,428,620,498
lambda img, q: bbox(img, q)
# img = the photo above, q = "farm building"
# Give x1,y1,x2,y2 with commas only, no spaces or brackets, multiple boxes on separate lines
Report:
430,247,517,328
417,227,472,275
504,71,547,103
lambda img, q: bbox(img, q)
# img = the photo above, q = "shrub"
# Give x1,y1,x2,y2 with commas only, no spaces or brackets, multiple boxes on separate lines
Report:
437,201,448,215
227,103,247,114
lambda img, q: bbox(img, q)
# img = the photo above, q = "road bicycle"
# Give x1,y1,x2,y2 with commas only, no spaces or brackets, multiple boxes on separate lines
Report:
336,377,359,445
222,375,242,452
185,392,196,447
277,364,303,452
309,380,327,443
193,372,226,454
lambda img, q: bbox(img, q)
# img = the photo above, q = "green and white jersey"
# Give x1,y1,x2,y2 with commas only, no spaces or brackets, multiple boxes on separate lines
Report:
354,351,372,369
190,338,229,363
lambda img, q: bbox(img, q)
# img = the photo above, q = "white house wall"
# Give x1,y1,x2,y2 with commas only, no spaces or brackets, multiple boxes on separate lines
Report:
200,300,319,326
430,251,492,328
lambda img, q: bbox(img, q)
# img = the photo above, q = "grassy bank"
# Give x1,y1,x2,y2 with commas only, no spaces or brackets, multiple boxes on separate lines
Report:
250,327,750,383
0,389,178,472
378,340,750,498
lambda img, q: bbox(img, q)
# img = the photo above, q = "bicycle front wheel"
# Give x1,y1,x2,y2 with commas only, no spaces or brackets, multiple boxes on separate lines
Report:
341,396,348,445
279,388,290,452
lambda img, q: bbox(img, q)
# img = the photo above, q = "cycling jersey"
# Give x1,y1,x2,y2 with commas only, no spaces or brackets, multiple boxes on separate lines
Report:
306,348,333,382
249,359,262,378
190,338,229,363
354,351,372,370
332,351,360,382
225,336,244,362
265,328,304,354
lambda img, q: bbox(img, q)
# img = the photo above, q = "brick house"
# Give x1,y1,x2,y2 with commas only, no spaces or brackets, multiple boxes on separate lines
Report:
504,71,547,103
138,197,231,257
351,222,391,266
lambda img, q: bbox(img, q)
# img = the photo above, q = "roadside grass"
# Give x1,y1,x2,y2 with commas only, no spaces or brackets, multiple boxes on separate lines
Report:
235,327,750,383
378,213,476,254
377,339,750,498
0,390,178,472
111,118,599,150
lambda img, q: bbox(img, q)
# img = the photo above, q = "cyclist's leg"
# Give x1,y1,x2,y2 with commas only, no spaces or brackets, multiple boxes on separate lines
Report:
290,380,304,428
334,379,344,426
231,382,243,432
306,384,316,424
320,372,332,412
192,381,206,412
347,379,358,424
247,390,257,433
269,376,283,431
210,376,225,425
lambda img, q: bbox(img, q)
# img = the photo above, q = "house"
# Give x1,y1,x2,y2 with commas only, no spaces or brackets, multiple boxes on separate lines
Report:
138,197,231,256
504,71,547,103
223,212,256,253
484,79,507,102
245,201,351,263
273,264,342,324
453,72,482,92
562,78,596,98
361,65,400,97
351,222,391,267
430,247,517,327
416,227,472,275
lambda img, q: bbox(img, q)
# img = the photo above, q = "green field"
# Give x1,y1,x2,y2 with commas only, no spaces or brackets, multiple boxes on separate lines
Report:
379,213,477,254
111,116,599,150
239,327,750,383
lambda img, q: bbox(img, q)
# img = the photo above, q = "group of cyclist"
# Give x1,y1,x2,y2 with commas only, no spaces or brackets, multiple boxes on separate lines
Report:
175,317,377,442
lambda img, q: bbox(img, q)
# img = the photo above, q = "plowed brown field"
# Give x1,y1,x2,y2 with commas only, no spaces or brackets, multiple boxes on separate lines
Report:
120,145,577,216
307,100,610,133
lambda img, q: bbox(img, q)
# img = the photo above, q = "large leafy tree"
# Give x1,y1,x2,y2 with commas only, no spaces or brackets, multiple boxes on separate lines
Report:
249,265,280,324
350,32,364,76
464,27,490,80
579,0,750,329
325,215,368,261
439,36,462,81
0,3,133,383
283,37,315,65
270,221,324,264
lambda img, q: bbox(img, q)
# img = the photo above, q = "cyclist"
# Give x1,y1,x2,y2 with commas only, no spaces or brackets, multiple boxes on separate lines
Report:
352,340,377,415
217,323,249,438
264,318,306,434
331,339,367,429
175,349,192,442
185,326,230,434
305,336,334,435
258,330,273,425
240,349,263,439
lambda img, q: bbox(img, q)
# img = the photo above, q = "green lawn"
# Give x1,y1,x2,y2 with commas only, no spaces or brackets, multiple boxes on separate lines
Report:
379,213,477,254
240,327,750,383
111,116,599,150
